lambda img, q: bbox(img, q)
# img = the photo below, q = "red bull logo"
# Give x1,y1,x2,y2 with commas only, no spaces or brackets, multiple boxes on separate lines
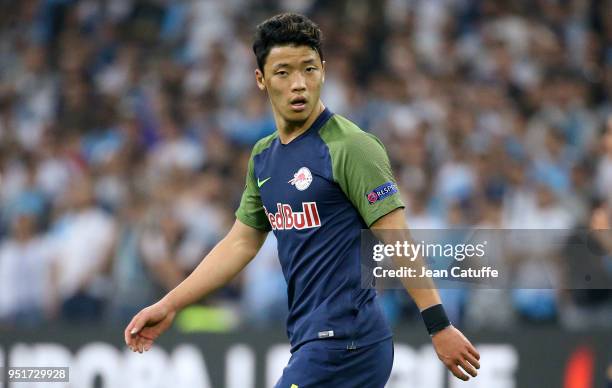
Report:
288,167,313,191
264,202,321,230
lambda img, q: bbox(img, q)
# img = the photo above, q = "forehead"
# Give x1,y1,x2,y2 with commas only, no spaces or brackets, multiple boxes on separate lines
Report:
265,45,321,69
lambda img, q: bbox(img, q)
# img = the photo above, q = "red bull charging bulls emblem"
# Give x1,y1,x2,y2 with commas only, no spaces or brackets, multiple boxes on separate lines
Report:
289,167,313,191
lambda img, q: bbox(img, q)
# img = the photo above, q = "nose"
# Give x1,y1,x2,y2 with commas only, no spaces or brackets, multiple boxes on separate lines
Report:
291,72,306,92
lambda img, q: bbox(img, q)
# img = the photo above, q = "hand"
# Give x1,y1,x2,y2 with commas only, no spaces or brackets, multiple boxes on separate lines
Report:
124,299,177,353
431,325,480,381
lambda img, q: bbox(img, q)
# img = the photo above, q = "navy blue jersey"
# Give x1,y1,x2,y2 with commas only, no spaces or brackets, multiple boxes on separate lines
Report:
236,108,404,351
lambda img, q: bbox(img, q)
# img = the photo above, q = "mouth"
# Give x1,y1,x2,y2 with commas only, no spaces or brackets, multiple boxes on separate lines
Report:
289,96,307,111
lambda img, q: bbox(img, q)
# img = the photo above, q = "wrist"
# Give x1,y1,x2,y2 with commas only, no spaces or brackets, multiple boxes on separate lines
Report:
420,304,451,336
430,324,453,338
160,294,180,314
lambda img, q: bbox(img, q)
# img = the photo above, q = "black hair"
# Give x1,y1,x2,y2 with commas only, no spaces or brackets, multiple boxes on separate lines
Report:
253,13,323,72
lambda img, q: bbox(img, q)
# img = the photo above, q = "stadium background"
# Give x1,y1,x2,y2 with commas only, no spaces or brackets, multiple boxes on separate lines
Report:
0,0,610,387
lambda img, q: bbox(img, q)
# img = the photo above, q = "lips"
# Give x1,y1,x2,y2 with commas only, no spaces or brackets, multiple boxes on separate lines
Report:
290,96,307,111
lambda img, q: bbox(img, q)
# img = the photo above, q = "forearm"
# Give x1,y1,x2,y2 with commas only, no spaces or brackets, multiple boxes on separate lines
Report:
150,259,184,292
371,209,441,310
386,234,442,310
161,222,264,311
401,282,441,311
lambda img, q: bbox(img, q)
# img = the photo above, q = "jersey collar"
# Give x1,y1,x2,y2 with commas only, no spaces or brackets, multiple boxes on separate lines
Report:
279,107,334,146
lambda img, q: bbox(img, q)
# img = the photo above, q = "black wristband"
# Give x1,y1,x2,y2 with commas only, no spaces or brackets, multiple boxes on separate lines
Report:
421,304,451,336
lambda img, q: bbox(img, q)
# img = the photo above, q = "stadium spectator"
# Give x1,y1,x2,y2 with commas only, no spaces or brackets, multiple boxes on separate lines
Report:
0,211,57,327
48,177,116,322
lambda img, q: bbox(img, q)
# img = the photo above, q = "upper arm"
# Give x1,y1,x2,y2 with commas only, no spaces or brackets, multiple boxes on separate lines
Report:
235,147,272,232
226,218,269,259
370,207,410,244
370,207,407,230
327,132,405,227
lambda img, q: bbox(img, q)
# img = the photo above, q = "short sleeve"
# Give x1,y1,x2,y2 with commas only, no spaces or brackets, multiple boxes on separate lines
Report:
235,152,272,231
332,132,405,227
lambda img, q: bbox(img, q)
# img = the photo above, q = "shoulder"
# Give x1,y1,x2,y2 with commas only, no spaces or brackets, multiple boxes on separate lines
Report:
319,114,385,156
251,132,278,157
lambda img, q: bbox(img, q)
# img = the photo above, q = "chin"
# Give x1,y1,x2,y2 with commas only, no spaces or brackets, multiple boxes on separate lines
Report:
285,109,311,122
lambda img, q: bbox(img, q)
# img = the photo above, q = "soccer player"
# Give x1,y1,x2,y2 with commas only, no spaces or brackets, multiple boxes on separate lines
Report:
124,13,480,387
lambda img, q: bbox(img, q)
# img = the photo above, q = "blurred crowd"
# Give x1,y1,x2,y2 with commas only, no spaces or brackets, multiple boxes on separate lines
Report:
0,0,611,332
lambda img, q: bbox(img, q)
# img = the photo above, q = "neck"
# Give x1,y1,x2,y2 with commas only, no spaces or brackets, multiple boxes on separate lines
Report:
275,101,325,144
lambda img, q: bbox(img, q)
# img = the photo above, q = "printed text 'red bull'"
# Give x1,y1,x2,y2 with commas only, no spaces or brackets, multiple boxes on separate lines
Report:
264,202,321,230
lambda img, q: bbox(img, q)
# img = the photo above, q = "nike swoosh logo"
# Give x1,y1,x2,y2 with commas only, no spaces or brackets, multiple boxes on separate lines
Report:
257,177,271,188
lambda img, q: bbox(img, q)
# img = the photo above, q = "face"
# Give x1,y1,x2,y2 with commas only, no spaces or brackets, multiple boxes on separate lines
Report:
255,45,325,124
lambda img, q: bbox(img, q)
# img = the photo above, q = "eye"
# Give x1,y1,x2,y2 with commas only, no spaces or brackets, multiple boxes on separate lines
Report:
275,70,288,76
305,66,317,73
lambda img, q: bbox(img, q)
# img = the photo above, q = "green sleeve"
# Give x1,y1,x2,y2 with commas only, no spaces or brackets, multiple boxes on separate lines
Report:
325,130,405,227
235,149,272,231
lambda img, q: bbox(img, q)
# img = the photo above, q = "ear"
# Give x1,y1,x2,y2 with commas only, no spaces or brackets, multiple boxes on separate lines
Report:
321,60,326,84
255,68,266,91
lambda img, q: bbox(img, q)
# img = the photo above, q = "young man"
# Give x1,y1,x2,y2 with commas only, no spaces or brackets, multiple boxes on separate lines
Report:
125,13,480,387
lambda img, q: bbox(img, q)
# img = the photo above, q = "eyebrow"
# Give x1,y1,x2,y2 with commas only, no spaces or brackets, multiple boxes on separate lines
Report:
272,59,317,70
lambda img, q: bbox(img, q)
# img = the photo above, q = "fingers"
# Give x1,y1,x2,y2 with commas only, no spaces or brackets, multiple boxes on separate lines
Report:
124,314,141,346
127,333,154,353
446,349,480,381
129,314,144,336
446,357,478,381
458,358,478,378
137,336,152,353
138,327,156,341
143,338,154,352
463,351,480,370
136,336,146,353
433,327,481,381
124,311,155,353
131,336,142,353
467,343,480,360
448,363,469,381
124,323,135,348
127,334,141,352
